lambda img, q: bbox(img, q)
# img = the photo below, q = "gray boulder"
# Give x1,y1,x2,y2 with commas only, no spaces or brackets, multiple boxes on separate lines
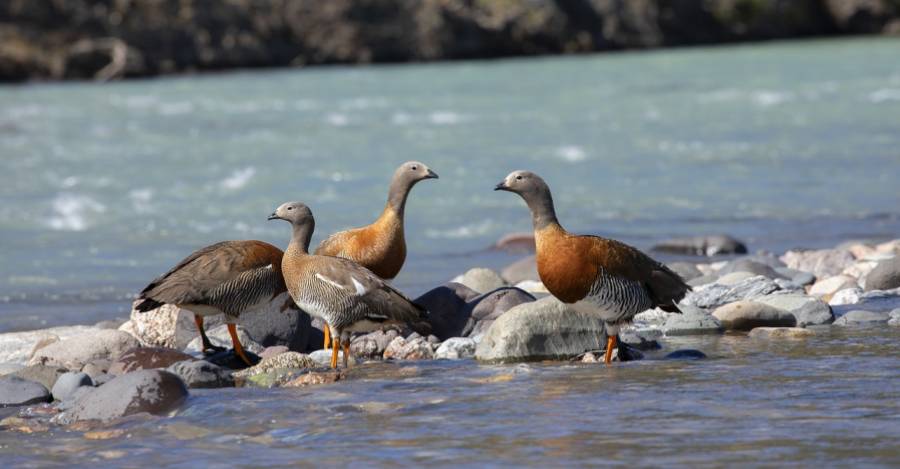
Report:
663,305,724,335
434,337,477,360
718,258,786,280
865,257,900,291
666,262,703,282
755,294,834,326
50,372,93,401
465,287,536,338
652,235,747,256
501,255,540,284
9,364,69,390
781,248,855,279
28,329,140,371
833,310,891,326
0,376,51,407
167,360,234,389
712,301,796,331
475,296,606,363
65,370,188,422
775,268,816,286
383,336,436,360
452,268,508,294
0,325,99,365
108,347,196,375
688,274,719,287
716,271,759,286
682,275,794,309
416,282,480,340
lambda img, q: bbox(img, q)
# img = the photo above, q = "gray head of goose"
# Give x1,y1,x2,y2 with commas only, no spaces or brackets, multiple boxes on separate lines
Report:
387,161,438,213
494,170,558,230
269,201,315,249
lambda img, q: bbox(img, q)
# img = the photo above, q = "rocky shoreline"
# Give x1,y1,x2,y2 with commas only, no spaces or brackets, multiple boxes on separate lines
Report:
2,0,899,82
1,235,899,432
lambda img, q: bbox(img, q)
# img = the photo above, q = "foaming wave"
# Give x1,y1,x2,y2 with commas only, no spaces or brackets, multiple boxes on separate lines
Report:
429,111,463,125
220,167,256,191
554,145,587,163
129,188,155,213
869,88,900,103
47,193,106,231
325,113,350,126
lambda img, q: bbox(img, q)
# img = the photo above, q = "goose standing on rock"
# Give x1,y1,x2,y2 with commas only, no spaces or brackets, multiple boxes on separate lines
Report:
135,241,288,366
314,161,437,348
494,171,690,364
271,201,427,369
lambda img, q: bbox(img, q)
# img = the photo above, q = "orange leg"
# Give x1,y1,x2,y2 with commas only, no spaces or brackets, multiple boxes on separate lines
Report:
603,335,617,365
194,314,212,351
323,327,331,350
227,323,254,366
342,340,350,368
330,332,339,369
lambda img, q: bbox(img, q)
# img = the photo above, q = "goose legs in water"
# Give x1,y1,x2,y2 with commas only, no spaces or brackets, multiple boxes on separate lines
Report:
323,327,332,351
194,314,225,354
603,334,618,365
328,334,351,369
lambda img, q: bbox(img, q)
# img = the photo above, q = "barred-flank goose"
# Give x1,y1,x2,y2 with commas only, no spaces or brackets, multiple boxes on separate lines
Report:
271,201,427,368
135,240,287,366
494,171,690,364
314,161,436,348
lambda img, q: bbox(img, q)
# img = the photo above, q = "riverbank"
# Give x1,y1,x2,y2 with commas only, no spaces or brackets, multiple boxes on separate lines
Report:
2,0,899,81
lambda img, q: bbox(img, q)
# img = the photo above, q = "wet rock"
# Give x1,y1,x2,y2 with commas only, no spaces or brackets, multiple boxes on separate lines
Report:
308,349,352,367
781,248,855,279
501,255,540,284
383,336,435,360
183,324,264,355
416,283,480,340
865,257,900,291
56,386,94,412
716,271,758,286
29,329,140,371
664,350,707,360
718,258,786,279
666,262,703,282
9,365,70,390
663,305,724,336
283,370,343,388
242,369,308,388
830,287,900,315
350,329,400,359
259,345,289,359
0,325,99,365
451,268,507,294
652,235,747,256
0,376,51,407
232,352,317,380
748,327,814,339
464,287,536,338
712,301,796,331
122,292,310,351
775,268,816,286
167,360,234,389
434,337,477,360
51,372,93,402
108,347,195,375
619,329,662,351
65,370,188,422
475,296,606,363
833,310,891,326
682,275,792,309
809,275,858,298
755,294,834,327
889,309,900,326
201,349,261,370
492,232,535,253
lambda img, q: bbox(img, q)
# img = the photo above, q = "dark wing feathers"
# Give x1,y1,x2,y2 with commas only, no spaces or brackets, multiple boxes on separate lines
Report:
137,241,281,308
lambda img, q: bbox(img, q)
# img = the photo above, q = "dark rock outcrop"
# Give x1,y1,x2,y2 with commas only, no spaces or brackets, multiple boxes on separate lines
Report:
2,0,898,82
65,370,188,422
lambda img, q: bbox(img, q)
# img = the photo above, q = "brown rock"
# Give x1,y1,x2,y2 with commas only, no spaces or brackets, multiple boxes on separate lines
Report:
492,232,535,253
712,301,796,331
108,347,195,375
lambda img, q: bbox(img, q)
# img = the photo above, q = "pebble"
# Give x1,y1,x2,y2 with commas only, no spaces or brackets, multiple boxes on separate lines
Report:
662,305,724,335
351,329,400,358
865,257,900,291
167,360,234,389
451,268,507,294
384,336,436,360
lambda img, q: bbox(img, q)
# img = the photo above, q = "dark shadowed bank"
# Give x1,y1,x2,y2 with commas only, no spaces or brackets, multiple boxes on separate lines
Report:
1,0,899,82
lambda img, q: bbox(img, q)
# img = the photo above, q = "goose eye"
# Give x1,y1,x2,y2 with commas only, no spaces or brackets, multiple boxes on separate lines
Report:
515,175,523,180
287,207,293,210
411,165,418,171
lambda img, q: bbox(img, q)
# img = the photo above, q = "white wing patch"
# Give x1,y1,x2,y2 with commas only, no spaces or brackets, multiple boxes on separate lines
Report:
350,276,368,296
315,273,345,290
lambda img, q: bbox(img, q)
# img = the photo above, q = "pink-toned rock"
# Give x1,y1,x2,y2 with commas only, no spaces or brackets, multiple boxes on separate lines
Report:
383,336,435,360
492,232,535,253
808,275,858,298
